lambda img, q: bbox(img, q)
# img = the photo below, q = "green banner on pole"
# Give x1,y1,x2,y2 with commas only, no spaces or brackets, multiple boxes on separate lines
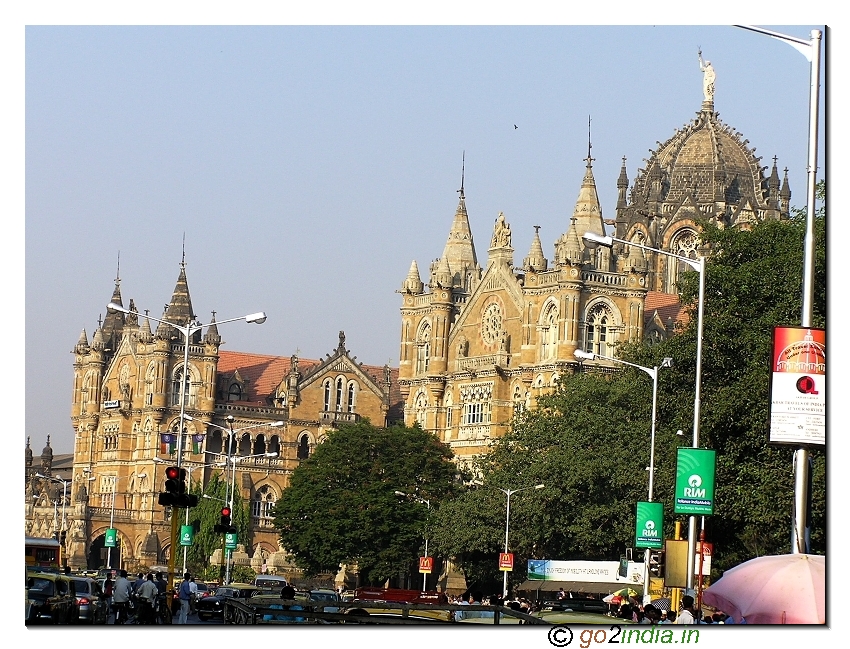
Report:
674,448,716,515
180,525,194,547
225,532,238,550
635,501,664,549
104,528,117,548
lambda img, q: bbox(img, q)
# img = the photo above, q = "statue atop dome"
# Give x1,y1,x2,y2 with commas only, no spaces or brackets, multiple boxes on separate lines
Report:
698,49,715,104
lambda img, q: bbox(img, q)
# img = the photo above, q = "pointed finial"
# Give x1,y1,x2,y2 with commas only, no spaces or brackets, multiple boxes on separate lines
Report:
534,225,541,234
115,251,120,285
585,115,594,166
458,151,466,198
181,233,186,268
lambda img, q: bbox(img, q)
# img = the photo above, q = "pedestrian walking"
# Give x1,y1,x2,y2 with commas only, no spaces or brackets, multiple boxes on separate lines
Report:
137,573,159,625
177,572,193,624
112,570,133,624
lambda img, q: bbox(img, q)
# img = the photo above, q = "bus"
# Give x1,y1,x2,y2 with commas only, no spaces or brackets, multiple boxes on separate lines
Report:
25,536,61,571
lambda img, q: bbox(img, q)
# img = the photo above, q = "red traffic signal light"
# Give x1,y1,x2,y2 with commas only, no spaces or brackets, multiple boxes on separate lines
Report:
214,506,236,534
158,466,198,508
165,466,180,481
221,507,231,517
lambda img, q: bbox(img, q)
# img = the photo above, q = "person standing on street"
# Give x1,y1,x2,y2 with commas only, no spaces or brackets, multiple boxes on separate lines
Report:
137,573,160,625
189,576,198,614
675,595,698,624
177,572,193,624
112,570,133,624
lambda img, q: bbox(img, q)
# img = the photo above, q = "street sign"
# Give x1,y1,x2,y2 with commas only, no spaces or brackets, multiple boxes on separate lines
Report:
180,525,194,547
419,556,434,574
225,532,238,550
674,448,716,515
104,528,117,548
664,540,689,588
695,541,713,576
635,501,664,549
499,552,514,571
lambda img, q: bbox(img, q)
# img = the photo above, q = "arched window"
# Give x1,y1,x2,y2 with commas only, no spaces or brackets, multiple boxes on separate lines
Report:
414,391,428,426
323,380,332,411
252,485,276,519
228,383,242,402
335,377,344,411
513,385,524,414
416,322,431,375
297,433,311,460
540,301,558,360
667,229,699,292
444,393,453,429
171,367,191,407
585,303,614,357
347,381,357,413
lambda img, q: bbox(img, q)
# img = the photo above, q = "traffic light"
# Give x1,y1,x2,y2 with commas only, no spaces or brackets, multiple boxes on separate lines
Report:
214,506,237,534
158,466,199,508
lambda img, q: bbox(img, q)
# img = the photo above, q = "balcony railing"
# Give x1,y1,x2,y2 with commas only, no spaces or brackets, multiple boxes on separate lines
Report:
320,411,360,425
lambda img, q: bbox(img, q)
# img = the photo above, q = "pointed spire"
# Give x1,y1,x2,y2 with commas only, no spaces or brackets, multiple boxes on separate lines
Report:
558,217,584,265
91,326,105,351
163,257,196,335
74,329,90,354
125,298,139,327
204,310,221,345
523,225,548,272
139,311,153,343
401,260,424,294
433,255,453,289
780,167,791,200
440,169,479,289
617,156,629,189
567,152,605,240
101,262,126,349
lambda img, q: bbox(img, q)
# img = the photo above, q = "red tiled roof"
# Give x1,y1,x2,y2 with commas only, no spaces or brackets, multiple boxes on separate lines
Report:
644,291,688,328
217,350,402,416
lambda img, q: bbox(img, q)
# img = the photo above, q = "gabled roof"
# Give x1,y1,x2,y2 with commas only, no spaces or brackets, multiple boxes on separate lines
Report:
644,291,688,329
217,350,402,416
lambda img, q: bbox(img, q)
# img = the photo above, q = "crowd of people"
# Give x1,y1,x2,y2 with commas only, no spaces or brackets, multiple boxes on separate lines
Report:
613,594,736,625
103,569,172,624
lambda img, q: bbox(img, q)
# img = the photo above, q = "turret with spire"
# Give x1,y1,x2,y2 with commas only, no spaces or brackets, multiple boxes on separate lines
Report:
523,225,548,272
435,153,481,294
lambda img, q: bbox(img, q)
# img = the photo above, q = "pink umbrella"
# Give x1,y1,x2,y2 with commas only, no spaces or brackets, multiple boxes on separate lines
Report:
702,553,825,624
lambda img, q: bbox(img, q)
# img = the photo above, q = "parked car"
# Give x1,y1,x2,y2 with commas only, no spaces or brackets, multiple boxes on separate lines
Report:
195,584,258,622
70,576,109,624
26,572,79,625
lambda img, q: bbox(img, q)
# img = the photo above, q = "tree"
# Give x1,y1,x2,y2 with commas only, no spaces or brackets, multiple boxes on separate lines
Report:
431,183,826,581
272,421,459,585
186,470,252,577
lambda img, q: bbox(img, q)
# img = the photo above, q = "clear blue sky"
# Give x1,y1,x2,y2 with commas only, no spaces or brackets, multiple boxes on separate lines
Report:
13,13,830,459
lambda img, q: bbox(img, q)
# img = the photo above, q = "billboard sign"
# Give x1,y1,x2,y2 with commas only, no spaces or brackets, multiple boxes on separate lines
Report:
527,559,644,585
499,553,514,571
180,525,194,547
769,326,825,446
674,448,716,515
104,528,117,548
419,556,433,574
225,532,238,550
635,501,664,549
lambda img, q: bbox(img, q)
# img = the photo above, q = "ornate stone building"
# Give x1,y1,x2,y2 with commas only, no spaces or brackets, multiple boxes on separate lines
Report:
49,262,401,575
398,76,791,466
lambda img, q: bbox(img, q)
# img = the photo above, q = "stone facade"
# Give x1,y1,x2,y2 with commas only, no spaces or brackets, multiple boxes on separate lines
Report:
398,91,790,467
48,262,401,577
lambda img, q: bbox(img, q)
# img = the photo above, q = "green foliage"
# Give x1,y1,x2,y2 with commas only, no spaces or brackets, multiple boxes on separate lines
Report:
185,470,252,575
433,183,825,581
272,421,459,585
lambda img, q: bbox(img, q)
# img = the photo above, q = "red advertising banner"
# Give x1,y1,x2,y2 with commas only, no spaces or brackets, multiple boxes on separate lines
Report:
769,327,825,446
419,556,433,574
499,552,514,571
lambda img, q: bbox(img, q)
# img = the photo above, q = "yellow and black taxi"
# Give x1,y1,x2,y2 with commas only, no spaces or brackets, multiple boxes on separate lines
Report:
26,571,79,625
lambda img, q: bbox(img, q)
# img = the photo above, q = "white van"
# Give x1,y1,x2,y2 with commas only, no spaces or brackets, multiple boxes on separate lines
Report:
254,575,288,590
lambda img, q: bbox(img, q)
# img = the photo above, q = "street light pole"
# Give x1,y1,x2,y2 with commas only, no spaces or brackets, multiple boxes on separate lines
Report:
35,474,73,568
735,25,823,555
575,350,671,603
223,451,278,584
498,484,544,598
106,302,266,589
394,491,431,591
584,231,706,589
